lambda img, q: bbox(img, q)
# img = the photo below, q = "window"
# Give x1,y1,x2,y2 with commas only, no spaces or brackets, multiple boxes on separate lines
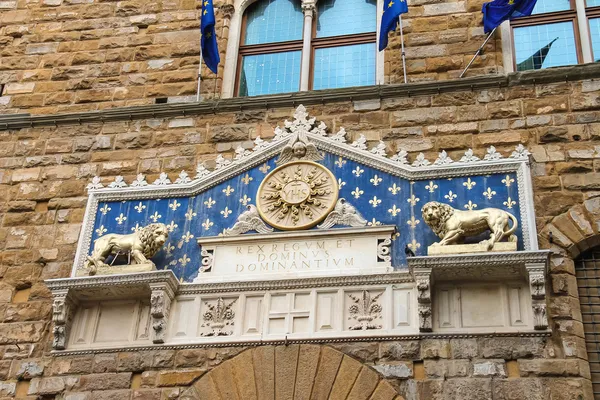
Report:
236,0,377,97
508,0,600,70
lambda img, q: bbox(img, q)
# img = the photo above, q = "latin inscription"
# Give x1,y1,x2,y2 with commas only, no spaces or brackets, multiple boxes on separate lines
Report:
233,239,356,273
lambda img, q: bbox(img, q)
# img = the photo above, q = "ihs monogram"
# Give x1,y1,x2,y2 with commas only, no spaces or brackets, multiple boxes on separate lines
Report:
257,161,338,230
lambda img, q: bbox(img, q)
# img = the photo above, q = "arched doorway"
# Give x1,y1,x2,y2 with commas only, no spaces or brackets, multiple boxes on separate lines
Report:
576,249,600,398
180,344,402,399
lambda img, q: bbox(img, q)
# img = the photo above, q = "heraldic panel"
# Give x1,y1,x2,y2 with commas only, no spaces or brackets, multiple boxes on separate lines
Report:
45,105,549,352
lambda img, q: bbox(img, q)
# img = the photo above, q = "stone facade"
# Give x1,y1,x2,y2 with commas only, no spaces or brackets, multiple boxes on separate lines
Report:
0,0,499,114
0,56,599,398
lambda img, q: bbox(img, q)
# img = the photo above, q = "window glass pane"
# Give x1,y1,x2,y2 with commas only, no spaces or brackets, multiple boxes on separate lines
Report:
244,0,303,45
591,18,600,61
513,22,577,71
239,51,301,96
587,0,600,7
531,0,571,14
316,0,376,37
313,43,375,90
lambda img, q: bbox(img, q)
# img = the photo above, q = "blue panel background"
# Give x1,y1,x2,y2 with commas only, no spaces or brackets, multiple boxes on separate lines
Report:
91,152,523,282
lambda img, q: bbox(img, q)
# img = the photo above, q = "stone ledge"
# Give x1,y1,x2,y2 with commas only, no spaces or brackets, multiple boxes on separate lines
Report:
1,63,600,131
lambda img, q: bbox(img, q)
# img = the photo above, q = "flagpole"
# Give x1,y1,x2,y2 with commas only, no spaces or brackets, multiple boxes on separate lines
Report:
459,27,497,78
398,15,407,84
197,37,203,102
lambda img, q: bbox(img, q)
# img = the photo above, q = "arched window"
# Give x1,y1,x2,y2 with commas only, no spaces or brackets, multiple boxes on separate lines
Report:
235,0,377,97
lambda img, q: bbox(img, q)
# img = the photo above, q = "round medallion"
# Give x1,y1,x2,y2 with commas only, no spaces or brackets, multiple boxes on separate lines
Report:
257,161,339,231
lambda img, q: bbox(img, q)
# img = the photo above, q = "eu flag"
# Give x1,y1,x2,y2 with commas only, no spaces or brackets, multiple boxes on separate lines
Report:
482,0,538,33
201,0,220,73
379,0,408,51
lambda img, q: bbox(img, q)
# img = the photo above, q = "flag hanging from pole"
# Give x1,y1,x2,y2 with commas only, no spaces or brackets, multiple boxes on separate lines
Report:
482,0,538,33
517,37,558,71
200,0,220,73
379,0,408,51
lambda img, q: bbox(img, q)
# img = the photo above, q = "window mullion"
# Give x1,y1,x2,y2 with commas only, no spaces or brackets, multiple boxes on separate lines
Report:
300,2,315,91
577,0,594,62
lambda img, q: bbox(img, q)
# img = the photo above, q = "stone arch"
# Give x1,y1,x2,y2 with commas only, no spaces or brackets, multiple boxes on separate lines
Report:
180,344,403,400
539,197,600,258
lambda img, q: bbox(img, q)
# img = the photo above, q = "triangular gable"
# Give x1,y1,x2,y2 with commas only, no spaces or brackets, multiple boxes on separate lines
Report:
75,105,537,282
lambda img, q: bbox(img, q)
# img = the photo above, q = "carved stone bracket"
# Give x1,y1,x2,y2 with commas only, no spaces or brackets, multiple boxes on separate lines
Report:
46,270,179,351
51,289,77,350
412,267,432,332
150,282,176,344
525,263,548,330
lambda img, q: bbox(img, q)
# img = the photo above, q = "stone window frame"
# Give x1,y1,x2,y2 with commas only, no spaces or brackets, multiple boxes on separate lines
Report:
500,0,595,73
222,0,385,98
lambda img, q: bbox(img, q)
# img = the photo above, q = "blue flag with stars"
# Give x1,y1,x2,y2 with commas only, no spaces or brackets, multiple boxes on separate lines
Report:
379,0,408,51
482,0,538,33
201,0,220,74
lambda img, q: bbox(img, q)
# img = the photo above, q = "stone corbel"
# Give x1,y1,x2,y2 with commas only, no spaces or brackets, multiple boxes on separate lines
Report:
413,267,433,332
526,263,548,330
51,289,77,350
150,282,175,344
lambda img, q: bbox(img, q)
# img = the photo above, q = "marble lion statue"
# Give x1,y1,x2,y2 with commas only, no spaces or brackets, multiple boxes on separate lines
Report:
421,201,518,250
85,223,169,275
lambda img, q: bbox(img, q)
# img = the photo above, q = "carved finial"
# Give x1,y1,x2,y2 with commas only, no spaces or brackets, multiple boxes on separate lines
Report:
87,176,104,190
510,144,531,159
459,149,480,163
433,150,453,166
391,148,408,164
483,146,503,161
412,153,431,167
131,173,148,187
153,173,171,185
174,171,191,184
351,134,368,151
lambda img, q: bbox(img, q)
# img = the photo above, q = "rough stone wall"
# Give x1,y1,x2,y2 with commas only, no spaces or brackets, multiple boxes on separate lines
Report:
0,68,599,398
0,0,499,114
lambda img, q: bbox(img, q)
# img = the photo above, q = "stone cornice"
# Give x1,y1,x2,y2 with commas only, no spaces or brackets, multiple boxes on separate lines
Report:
2,63,599,131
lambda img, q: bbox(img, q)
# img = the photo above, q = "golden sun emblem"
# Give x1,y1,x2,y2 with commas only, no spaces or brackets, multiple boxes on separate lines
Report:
257,161,338,230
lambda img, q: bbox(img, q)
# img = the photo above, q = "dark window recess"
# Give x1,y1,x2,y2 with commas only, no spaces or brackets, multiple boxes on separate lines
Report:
576,249,600,398
0,84,4,96
155,97,168,104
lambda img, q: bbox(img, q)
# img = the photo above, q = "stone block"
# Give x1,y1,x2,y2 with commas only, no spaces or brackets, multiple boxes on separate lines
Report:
478,337,545,359
373,362,413,379
76,373,132,391
492,378,544,400
380,341,421,360
421,339,450,359
28,377,65,395
157,369,205,387
563,173,600,190
518,359,582,377
444,378,492,399
25,43,59,55
472,360,506,377
4,82,35,95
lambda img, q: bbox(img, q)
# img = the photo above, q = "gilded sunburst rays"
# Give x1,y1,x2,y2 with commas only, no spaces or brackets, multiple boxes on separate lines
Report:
257,162,338,230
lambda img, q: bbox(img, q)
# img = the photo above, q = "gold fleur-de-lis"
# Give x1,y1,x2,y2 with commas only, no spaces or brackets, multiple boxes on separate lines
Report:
181,231,194,243
204,197,216,208
369,196,382,208
223,185,234,196
370,175,383,186
392,232,400,241
166,221,178,232
100,204,111,215
407,239,421,252
502,175,515,187
425,181,438,193
483,188,496,200
131,223,142,233
202,218,213,230
134,202,146,213
351,187,364,199
388,183,401,195
220,207,232,218
178,254,191,267
335,156,346,168
407,216,420,229
367,218,381,226
352,166,364,177
444,191,457,203
115,213,127,224
259,163,270,174
463,178,476,190
240,195,252,206
185,209,197,221
464,201,478,211
95,225,107,236
149,211,161,222
241,174,253,185
503,197,516,209
388,205,400,216
165,243,175,256
168,200,181,211
338,178,346,189
407,194,420,206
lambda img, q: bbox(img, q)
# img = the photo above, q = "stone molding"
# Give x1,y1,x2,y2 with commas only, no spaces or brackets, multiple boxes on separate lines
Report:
1,63,599,131
409,251,550,332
